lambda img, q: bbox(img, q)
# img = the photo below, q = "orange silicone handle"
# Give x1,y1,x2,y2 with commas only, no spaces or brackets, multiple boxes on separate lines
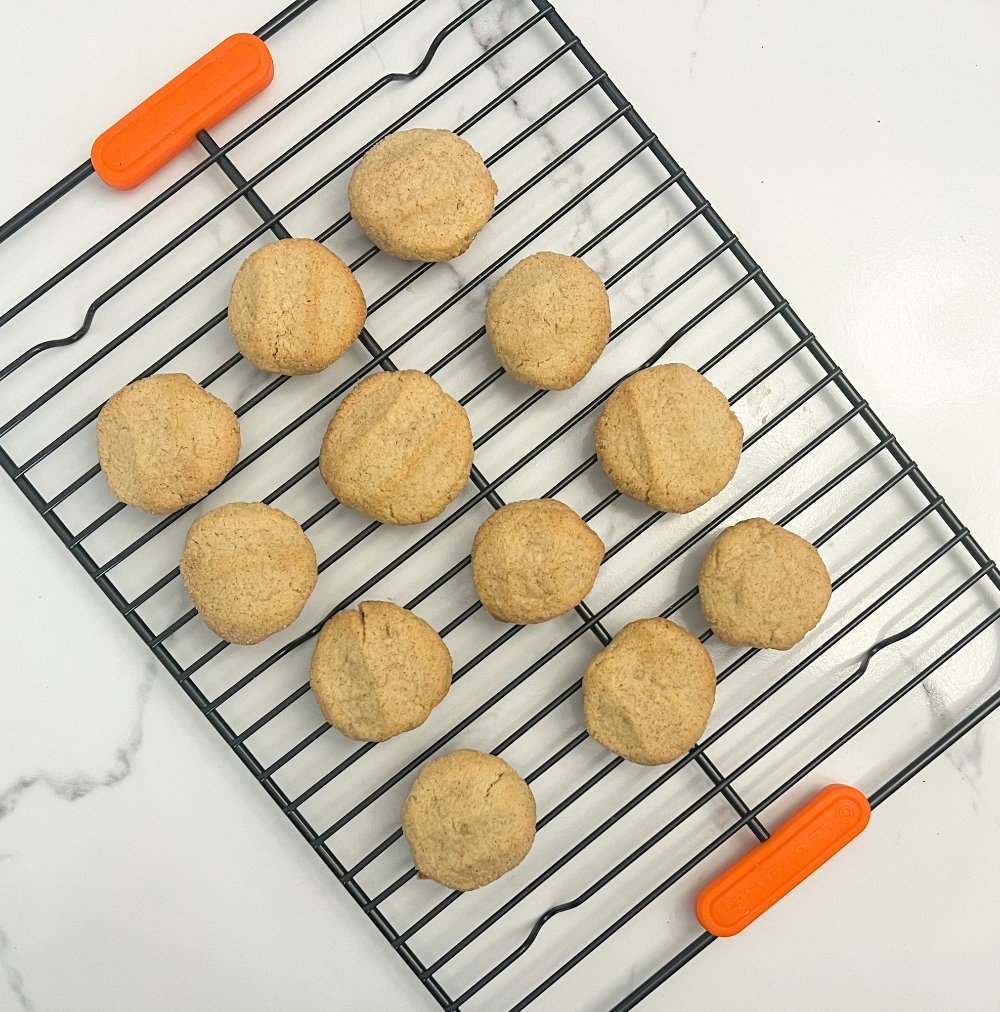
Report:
696,784,870,937
91,33,273,190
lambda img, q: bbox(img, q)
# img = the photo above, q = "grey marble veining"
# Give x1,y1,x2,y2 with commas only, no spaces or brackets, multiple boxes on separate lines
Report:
0,661,157,1012
0,926,33,1012
2,0,1000,1008
460,0,613,276
0,665,156,821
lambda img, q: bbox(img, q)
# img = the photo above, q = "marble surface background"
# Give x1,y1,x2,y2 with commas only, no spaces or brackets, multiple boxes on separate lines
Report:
2,0,999,1009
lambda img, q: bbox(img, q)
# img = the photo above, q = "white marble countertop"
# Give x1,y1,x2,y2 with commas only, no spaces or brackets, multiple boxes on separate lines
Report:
2,1,1000,1009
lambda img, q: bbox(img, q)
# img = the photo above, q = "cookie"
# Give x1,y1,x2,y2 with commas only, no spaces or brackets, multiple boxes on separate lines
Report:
594,363,743,514
699,518,832,650
486,252,611,389
583,618,717,765
179,502,317,645
348,129,497,261
228,238,366,374
96,373,240,514
471,499,604,624
401,749,536,891
319,370,473,525
309,600,452,742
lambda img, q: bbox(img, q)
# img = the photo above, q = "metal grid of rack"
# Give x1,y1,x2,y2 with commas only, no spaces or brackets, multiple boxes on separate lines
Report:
2,1,999,1008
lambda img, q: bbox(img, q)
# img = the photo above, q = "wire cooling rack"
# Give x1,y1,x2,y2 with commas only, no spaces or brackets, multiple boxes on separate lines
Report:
2,0,1000,1008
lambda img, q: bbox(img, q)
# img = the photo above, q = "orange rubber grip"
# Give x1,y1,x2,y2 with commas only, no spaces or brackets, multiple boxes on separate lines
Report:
696,784,870,937
91,34,273,190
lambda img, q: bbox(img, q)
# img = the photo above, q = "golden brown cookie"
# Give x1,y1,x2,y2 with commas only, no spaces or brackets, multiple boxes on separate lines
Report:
179,502,317,645
699,518,832,650
348,129,497,261
96,373,240,514
309,600,452,742
228,238,366,374
471,499,604,624
401,749,536,891
584,618,716,765
319,370,473,525
486,252,611,389
594,363,743,514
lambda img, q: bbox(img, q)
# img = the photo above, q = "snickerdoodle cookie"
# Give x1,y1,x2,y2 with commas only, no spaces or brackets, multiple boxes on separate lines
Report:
96,373,240,514
179,502,317,645
485,252,611,389
348,129,497,261
401,749,536,891
471,499,604,624
583,618,716,765
595,363,743,514
228,238,366,374
699,518,831,650
310,600,452,742
319,370,473,525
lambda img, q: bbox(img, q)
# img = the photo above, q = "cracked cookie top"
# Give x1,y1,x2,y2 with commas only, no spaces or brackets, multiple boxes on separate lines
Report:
401,749,536,891
348,128,497,262
228,238,366,375
583,618,717,766
486,251,611,390
595,362,743,514
471,498,604,624
179,502,317,645
310,600,452,742
699,517,831,650
97,373,240,515
319,369,473,526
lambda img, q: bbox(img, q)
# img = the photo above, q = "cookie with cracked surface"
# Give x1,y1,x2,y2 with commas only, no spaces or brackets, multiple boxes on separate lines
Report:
348,128,497,261
319,370,473,525
179,502,317,645
471,499,604,624
485,251,611,389
310,600,452,742
699,518,831,650
401,749,536,891
594,363,743,514
583,618,717,765
228,238,366,374
96,373,240,514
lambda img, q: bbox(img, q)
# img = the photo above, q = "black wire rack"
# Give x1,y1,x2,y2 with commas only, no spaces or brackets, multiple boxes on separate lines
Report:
2,0,999,1008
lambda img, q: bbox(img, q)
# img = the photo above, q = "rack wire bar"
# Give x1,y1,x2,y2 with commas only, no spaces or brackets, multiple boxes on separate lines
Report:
47,109,651,548
0,0,434,335
0,0,322,250
505,601,1000,1012
2,1,998,1009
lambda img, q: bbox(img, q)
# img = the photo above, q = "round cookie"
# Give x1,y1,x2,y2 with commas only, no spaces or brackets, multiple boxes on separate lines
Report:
310,600,452,742
583,618,716,765
401,749,536,891
486,252,611,390
96,373,240,514
471,499,604,624
699,518,831,650
228,238,366,374
348,129,497,262
179,502,317,645
594,363,743,514
319,370,473,525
